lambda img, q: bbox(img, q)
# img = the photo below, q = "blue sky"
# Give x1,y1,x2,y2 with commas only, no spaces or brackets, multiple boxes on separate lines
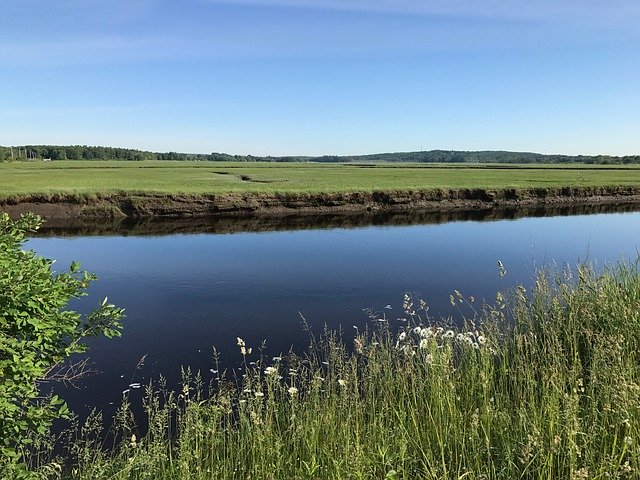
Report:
1,0,639,156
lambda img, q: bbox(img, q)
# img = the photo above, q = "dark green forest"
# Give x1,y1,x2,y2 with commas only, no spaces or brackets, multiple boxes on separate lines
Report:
1,144,639,164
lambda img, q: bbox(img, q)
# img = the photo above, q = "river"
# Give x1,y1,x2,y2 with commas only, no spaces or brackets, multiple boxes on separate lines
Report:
25,205,640,421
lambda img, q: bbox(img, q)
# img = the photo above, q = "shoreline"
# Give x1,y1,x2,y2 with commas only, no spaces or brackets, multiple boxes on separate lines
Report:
3,185,640,220
24,202,640,237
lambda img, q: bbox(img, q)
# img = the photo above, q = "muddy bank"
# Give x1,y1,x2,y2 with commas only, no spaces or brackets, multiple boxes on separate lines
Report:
29,202,640,238
3,186,640,221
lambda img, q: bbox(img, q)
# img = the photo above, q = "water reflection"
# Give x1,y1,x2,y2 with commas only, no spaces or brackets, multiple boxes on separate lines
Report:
36,202,640,237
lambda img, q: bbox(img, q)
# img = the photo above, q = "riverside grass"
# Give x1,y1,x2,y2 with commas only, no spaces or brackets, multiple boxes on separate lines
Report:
18,263,640,479
3,161,640,198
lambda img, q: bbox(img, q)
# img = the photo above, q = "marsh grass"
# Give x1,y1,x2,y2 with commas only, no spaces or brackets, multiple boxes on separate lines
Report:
17,262,640,479
3,161,640,198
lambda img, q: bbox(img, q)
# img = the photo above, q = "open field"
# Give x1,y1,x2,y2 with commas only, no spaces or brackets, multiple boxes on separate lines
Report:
3,161,640,198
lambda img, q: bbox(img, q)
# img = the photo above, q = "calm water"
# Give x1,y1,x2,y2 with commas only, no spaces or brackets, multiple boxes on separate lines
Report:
26,207,640,420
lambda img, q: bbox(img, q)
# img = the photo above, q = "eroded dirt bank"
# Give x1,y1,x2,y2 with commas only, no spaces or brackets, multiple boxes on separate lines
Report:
3,186,640,220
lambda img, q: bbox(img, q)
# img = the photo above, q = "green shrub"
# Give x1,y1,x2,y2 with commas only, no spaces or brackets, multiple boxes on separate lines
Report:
0,213,124,475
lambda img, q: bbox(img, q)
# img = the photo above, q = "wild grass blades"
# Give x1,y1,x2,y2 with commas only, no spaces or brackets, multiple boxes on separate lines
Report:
3,160,640,199
23,261,640,479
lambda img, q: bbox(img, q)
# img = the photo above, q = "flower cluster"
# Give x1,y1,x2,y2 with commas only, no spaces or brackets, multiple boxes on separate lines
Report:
455,331,487,349
237,337,252,356
396,324,488,354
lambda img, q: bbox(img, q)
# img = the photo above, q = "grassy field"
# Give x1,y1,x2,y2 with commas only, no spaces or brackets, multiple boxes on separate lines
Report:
14,262,640,479
3,161,640,198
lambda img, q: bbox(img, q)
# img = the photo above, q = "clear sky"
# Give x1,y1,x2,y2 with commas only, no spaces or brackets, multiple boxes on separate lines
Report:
1,0,639,156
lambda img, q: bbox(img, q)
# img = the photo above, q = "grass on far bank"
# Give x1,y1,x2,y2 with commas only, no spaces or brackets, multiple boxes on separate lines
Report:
2,161,640,199
13,261,640,479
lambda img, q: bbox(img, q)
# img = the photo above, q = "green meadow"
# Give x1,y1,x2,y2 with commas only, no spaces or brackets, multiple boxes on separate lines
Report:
2,161,640,198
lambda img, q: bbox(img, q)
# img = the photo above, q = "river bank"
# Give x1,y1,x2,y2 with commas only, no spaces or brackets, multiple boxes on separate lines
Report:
3,185,640,220
21,202,640,237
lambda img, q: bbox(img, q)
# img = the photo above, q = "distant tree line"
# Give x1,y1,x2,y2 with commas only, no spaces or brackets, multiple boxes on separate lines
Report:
1,145,639,164
313,150,640,164
0,145,157,162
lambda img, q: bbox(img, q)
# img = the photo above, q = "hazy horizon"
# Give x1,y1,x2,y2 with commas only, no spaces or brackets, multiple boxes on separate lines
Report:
3,144,638,159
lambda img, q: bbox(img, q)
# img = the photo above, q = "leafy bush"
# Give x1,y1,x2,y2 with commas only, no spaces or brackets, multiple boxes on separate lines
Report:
0,213,124,473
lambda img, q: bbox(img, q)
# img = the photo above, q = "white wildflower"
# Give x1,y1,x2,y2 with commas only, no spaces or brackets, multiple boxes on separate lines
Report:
419,338,429,349
338,379,347,387
254,391,264,398
420,327,433,339
264,366,278,376
398,332,407,341
354,337,363,354
288,386,299,396
444,330,455,338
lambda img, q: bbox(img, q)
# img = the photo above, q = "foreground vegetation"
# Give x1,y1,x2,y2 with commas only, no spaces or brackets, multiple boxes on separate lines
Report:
12,258,640,479
3,161,640,199
0,214,124,478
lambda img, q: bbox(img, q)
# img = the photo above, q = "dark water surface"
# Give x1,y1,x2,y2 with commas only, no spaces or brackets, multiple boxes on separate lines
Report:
25,206,640,421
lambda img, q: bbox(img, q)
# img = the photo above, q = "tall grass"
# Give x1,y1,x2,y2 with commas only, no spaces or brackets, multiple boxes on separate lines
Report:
20,262,640,479
3,161,640,198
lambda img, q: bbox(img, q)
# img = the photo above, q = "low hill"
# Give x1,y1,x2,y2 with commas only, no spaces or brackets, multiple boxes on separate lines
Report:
1,145,638,164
